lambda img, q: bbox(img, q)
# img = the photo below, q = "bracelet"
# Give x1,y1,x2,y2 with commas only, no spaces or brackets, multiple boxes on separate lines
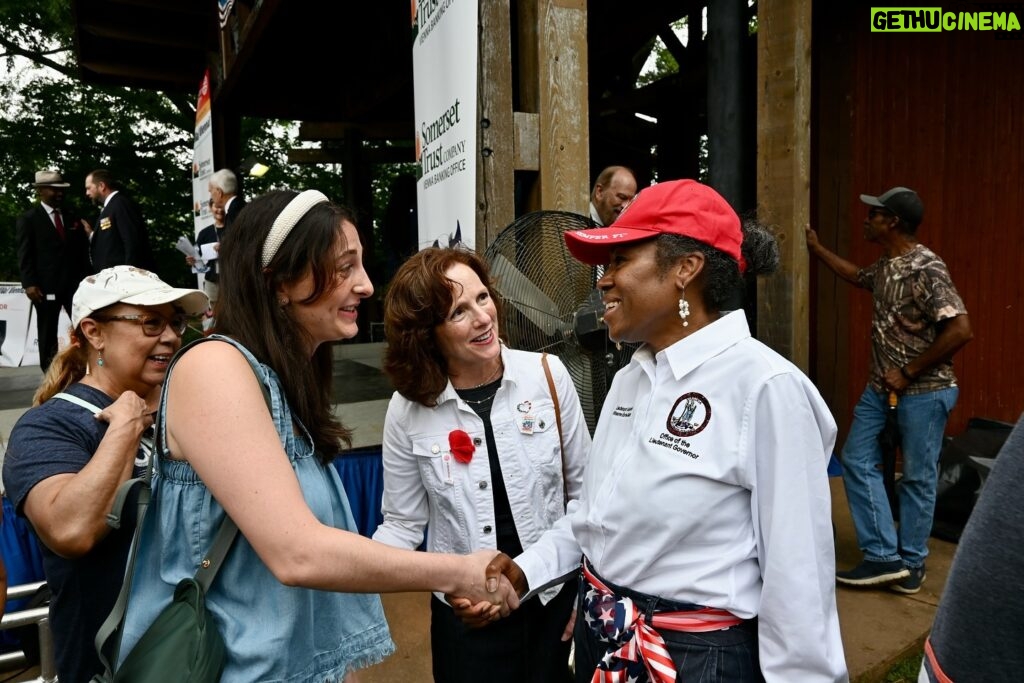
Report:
900,366,914,381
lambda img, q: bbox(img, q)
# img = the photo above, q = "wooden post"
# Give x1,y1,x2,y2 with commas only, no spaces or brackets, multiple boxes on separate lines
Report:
755,0,812,371
536,0,589,214
707,0,748,211
477,0,515,249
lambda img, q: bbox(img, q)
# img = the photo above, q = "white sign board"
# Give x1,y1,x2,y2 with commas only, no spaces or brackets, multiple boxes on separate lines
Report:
412,0,478,250
0,284,70,368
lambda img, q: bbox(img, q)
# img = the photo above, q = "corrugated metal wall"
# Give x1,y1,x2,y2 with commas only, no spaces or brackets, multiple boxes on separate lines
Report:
814,4,1024,440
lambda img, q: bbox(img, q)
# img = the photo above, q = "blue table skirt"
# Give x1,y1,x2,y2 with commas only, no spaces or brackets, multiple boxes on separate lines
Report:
332,447,385,538
1,496,47,651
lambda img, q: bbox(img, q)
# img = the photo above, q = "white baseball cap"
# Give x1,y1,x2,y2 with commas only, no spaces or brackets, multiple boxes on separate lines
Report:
72,266,210,328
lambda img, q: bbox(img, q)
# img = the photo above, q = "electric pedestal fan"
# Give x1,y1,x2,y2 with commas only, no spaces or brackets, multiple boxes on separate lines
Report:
483,211,635,433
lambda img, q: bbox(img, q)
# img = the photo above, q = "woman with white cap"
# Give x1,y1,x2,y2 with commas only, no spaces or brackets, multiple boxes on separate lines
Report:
486,180,848,682
2,265,209,683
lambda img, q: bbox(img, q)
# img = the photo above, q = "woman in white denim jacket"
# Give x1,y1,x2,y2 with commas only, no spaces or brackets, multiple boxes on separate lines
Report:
373,247,590,683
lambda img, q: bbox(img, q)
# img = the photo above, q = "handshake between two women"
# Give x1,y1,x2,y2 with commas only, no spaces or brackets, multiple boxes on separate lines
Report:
448,551,529,627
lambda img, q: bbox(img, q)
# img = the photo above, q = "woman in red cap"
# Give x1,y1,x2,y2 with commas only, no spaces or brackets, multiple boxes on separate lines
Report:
483,180,848,682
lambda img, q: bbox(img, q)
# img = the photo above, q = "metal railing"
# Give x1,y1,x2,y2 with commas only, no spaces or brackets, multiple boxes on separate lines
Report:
1,581,57,682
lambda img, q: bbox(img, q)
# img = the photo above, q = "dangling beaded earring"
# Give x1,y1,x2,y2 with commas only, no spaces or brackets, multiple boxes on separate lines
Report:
678,290,690,328
97,352,105,368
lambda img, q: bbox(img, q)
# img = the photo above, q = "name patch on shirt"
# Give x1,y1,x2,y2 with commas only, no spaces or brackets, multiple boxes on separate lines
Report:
612,405,633,418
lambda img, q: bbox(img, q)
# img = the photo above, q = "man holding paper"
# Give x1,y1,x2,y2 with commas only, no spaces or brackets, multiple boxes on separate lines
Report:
186,203,224,305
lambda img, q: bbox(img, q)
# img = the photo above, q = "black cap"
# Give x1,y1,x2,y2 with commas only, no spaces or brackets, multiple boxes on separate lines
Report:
859,187,924,226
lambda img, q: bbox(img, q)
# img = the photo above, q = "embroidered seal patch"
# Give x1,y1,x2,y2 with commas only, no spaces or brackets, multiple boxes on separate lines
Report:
666,392,711,437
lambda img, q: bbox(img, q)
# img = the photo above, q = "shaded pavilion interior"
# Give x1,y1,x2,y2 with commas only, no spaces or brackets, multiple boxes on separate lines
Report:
73,1,1024,436
72,0,759,218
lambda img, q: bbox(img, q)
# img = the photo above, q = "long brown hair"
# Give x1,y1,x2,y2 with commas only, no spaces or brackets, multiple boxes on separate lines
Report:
383,248,504,406
215,190,357,464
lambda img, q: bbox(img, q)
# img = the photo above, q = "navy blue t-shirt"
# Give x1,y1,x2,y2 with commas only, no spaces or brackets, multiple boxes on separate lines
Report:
3,383,141,683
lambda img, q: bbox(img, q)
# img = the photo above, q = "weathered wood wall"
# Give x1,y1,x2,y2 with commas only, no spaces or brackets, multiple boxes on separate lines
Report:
814,3,1024,438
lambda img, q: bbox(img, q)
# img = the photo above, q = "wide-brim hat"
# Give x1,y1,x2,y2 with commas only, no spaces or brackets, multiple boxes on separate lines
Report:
34,170,70,188
563,179,746,272
72,266,210,328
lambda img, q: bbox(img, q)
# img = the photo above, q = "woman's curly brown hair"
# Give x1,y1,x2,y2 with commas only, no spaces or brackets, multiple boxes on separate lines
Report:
383,248,503,407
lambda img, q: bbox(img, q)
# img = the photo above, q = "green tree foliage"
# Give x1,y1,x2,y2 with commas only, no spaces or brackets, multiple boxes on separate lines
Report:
0,0,375,289
0,0,201,283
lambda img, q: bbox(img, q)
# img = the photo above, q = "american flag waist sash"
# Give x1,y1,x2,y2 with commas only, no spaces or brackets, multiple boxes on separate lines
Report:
581,558,744,683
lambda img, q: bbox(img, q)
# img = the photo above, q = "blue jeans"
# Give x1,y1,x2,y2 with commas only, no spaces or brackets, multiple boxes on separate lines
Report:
841,386,958,568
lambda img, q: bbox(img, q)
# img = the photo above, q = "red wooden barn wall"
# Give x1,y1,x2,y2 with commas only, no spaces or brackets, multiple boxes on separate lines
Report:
812,3,1024,441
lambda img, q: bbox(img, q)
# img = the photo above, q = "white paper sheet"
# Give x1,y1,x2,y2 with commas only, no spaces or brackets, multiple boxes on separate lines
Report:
198,243,220,261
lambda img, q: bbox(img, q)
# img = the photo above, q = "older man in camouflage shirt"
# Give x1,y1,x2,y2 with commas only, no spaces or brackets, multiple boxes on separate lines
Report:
806,186,973,594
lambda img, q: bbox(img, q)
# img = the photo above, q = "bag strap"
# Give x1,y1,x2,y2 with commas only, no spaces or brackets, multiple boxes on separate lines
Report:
92,337,271,678
52,391,102,414
541,353,569,510
52,393,154,529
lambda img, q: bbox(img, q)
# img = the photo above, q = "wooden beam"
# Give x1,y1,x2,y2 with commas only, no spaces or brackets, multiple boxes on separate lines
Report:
477,0,515,248
298,121,412,141
287,146,414,165
536,0,589,214
79,22,207,50
103,0,208,15
77,60,199,89
513,112,540,171
755,0,812,370
216,0,281,104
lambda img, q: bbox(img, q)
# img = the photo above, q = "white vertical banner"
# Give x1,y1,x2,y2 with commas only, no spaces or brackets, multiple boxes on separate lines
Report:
0,285,69,368
0,285,32,368
412,0,478,250
192,70,215,241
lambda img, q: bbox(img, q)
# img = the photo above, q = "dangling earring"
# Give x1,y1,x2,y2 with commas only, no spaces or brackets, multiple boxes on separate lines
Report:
85,362,90,376
97,353,105,368
678,290,690,328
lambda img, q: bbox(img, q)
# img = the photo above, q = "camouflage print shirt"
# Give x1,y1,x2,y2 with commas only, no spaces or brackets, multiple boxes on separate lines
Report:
857,243,967,395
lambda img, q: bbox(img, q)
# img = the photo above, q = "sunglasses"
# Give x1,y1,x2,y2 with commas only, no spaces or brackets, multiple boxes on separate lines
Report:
868,208,894,220
97,313,190,337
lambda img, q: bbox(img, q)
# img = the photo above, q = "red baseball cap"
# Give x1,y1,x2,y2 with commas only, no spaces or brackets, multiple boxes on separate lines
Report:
564,179,746,272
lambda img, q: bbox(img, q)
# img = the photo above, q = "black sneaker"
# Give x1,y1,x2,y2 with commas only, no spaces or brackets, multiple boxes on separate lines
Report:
890,565,926,594
836,559,910,587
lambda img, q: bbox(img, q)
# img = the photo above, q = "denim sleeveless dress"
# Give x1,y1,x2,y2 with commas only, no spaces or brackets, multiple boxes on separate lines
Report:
118,336,394,682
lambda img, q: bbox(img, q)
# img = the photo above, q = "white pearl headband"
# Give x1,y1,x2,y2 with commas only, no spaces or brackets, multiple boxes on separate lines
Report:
261,190,330,267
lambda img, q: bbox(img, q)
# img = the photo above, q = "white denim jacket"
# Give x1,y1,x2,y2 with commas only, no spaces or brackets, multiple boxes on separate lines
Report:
373,347,591,604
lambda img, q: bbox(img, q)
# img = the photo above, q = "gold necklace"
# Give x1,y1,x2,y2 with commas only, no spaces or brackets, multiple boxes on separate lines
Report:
461,389,499,405
452,360,503,390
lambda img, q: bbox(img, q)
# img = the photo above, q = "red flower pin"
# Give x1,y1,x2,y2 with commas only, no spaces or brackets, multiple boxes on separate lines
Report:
448,429,475,464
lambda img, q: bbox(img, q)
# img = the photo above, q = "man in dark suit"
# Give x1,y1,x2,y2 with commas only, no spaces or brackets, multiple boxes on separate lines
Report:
209,168,246,229
83,169,154,271
16,170,92,371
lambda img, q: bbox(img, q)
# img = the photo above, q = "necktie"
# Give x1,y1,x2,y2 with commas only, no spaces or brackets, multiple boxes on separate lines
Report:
52,209,66,239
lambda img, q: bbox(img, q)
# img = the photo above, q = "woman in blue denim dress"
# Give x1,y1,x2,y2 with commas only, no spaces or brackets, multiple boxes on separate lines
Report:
119,190,519,682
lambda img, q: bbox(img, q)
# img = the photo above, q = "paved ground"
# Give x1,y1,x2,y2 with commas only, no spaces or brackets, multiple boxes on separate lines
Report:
0,342,952,682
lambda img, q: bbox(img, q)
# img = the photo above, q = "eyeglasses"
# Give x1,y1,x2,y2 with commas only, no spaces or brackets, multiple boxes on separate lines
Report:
98,314,190,337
